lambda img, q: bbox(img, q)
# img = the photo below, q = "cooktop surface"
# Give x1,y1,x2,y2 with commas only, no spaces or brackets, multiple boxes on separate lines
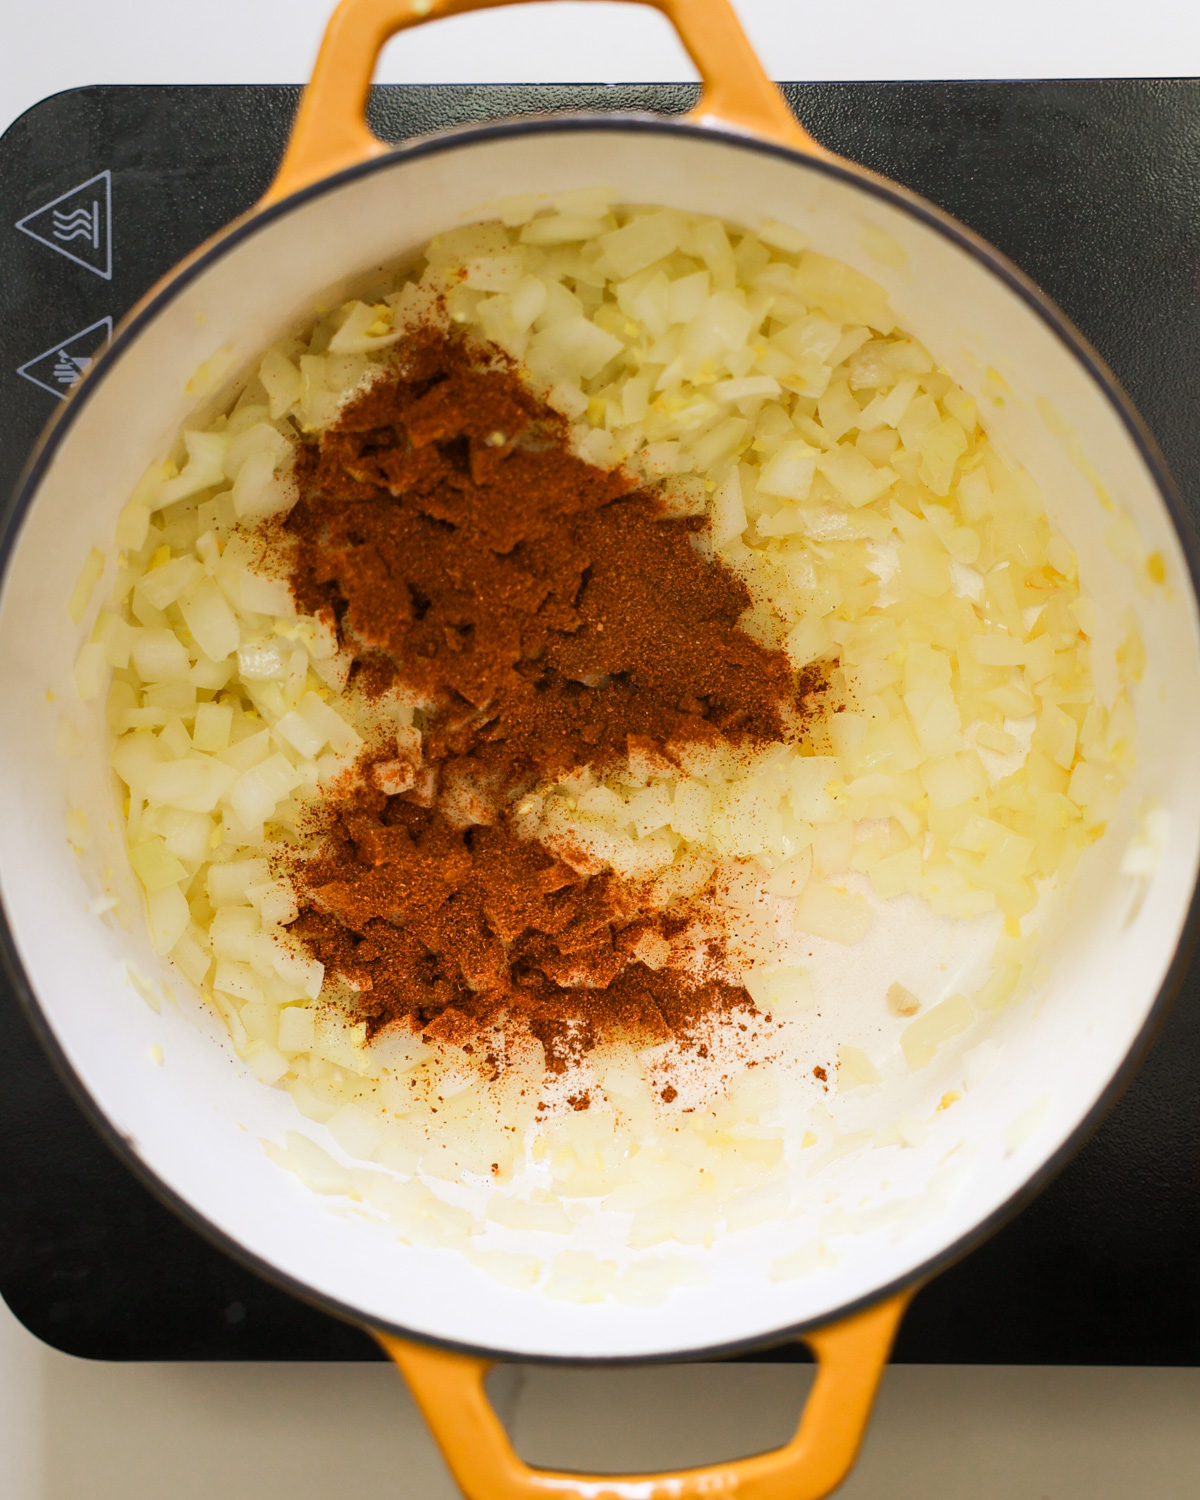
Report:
1,81,1199,1362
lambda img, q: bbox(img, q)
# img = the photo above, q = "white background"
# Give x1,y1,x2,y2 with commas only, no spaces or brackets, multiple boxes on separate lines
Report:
3,2,1200,1496
4,0,1200,139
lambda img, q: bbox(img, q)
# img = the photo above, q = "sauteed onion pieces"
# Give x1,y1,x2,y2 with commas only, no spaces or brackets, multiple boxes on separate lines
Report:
75,196,1132,1293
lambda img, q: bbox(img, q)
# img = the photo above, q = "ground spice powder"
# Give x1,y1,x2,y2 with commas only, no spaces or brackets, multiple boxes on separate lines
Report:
282,328,826,1068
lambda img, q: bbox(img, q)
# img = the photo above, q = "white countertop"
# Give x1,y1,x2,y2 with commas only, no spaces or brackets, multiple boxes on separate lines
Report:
3,1291,1200,1499
3,3,1200,1495
3,0,1200,141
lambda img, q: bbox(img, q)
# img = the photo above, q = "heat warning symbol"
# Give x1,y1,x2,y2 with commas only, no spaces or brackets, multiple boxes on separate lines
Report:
17,317,113,399
16,170,112,279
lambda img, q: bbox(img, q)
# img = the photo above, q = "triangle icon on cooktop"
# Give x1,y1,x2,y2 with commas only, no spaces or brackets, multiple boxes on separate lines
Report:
17,317,113,399
16,169,113,280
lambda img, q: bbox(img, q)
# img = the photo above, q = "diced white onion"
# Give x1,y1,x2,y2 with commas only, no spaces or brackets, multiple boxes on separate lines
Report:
92,197,1122,1292
146,882,189,954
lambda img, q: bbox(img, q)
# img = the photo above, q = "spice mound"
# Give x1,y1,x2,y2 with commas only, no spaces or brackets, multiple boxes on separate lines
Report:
283,330,822,1065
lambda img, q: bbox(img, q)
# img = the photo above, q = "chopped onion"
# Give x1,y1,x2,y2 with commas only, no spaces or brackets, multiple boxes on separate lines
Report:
901,994,974,1070
90,195,1129,1294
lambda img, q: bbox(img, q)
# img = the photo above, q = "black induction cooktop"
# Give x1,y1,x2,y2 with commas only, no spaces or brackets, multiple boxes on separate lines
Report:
2,81,1200,1363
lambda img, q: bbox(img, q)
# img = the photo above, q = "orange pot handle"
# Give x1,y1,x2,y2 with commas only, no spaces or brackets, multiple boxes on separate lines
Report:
375,1288,912,1500
264,0,825,204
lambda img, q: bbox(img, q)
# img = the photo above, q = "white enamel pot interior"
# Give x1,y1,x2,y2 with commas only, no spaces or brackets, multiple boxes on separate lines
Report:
2,118,1200,1368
